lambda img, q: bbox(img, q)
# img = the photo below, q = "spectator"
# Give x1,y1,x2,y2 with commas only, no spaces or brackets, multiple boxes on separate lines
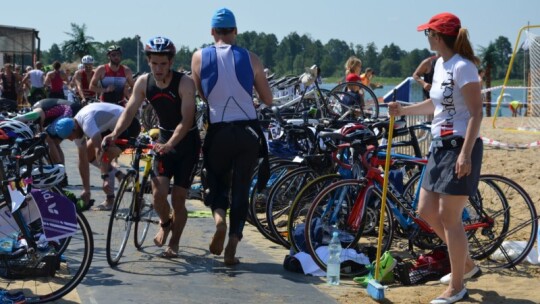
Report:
390,12,483,304
413,54,439,99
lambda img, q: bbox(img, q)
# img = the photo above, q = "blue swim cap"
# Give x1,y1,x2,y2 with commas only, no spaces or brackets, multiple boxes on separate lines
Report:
55,118,75,139
211,8,236,28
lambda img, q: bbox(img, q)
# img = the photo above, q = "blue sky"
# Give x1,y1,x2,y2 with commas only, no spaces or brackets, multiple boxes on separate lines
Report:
3,0,539,54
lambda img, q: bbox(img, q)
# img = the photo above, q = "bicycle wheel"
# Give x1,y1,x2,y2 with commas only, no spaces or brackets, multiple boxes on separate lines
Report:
249,161,301,244
471,175,537,269
106,172,136,267
0,211,94,303
266,167,319,248
304,179,393,277
329,82,379,119
134,177,157,249
288,173,342,253
247,157,293,225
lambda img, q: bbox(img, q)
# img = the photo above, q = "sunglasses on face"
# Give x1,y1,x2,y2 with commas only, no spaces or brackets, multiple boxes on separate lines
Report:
424,29,437,37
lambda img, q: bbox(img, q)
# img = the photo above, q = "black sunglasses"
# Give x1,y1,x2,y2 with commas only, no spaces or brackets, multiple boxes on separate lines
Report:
424,29,437,37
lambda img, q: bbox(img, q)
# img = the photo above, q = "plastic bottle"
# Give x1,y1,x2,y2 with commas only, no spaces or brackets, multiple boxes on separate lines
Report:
326,231,342,286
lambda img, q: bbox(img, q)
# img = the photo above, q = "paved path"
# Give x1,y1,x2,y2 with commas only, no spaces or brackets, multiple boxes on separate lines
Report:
56,141,336,304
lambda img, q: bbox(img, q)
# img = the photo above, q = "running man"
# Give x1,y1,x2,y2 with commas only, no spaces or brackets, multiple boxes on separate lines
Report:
102,36,200,258
90,45,135,105
54,103,140,210
191,8,273,265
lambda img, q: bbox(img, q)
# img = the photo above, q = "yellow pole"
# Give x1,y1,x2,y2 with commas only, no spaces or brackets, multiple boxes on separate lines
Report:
492,25,540,128
374,116,394,281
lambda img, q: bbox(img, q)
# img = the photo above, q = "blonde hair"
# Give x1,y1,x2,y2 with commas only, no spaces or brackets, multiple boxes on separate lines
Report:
344,56,362,74
441,27,480,65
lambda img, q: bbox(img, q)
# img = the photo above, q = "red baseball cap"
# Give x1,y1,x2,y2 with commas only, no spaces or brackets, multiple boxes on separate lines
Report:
417,12,461,36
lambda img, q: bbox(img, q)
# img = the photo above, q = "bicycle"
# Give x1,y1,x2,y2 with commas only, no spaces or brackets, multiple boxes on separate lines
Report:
259,65,379,122
268,118,425,250
329,81,380,120
0,139,94,303
106,135,159,267
303,132,537,275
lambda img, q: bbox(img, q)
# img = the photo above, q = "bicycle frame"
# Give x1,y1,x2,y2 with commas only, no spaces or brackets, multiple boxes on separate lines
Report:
349,147,494,241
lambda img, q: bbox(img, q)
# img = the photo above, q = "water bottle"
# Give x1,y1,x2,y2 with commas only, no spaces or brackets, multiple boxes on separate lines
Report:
326,231,342,286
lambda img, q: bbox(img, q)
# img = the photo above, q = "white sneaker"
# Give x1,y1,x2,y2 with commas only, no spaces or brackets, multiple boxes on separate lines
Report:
430,288,468,304
439,265,481,285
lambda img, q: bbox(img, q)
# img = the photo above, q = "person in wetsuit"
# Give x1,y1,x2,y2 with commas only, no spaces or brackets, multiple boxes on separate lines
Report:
191,7,273,265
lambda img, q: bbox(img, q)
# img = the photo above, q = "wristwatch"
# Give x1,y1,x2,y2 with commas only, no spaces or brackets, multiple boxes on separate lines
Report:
101,173,109,180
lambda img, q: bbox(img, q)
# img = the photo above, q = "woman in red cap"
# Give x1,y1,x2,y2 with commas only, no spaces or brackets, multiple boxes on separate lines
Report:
389,12,483,304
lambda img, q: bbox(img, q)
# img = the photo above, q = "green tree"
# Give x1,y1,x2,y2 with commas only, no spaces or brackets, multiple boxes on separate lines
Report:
321,39,353,77
61,23,101,62
47,43,64,63
363,43,379,73
175,46,195,72
274,32,302,75
379,43,406,77
379,58,401,77
401,48,433,77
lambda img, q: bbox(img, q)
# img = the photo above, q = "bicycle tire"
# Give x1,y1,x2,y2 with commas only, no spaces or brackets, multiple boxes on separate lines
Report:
2,210,94,303
134,177,156,249
249,161,301,244
472,174,537,268
287,173,342,253
106,172,136,267
304,179,393,277
247,157,294,225
266,167,319,248
329,82,379,119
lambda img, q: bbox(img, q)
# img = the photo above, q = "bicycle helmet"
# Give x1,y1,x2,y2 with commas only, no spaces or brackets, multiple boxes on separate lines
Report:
21,164,66,189
144,36,176,55
107,45,122,54
54,118,75,139
78,63,84,70
81,55,94,64
0,120,34,141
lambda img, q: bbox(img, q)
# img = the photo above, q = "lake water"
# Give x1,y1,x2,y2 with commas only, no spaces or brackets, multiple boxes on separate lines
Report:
321,82,527,117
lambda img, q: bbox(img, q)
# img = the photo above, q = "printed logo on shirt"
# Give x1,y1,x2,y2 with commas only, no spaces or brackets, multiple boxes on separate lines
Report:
440,72,455,137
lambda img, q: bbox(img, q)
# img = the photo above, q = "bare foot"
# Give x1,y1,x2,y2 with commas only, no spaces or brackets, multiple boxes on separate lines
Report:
224,236,240,266
160,245,179,259
154,218,172,247
209,222,227,255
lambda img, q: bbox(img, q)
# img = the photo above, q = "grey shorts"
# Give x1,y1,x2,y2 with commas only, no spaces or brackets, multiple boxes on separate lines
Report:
421,138,483,196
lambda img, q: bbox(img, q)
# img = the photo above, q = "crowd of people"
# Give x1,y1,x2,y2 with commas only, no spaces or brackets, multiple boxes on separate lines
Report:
1,8,487,303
